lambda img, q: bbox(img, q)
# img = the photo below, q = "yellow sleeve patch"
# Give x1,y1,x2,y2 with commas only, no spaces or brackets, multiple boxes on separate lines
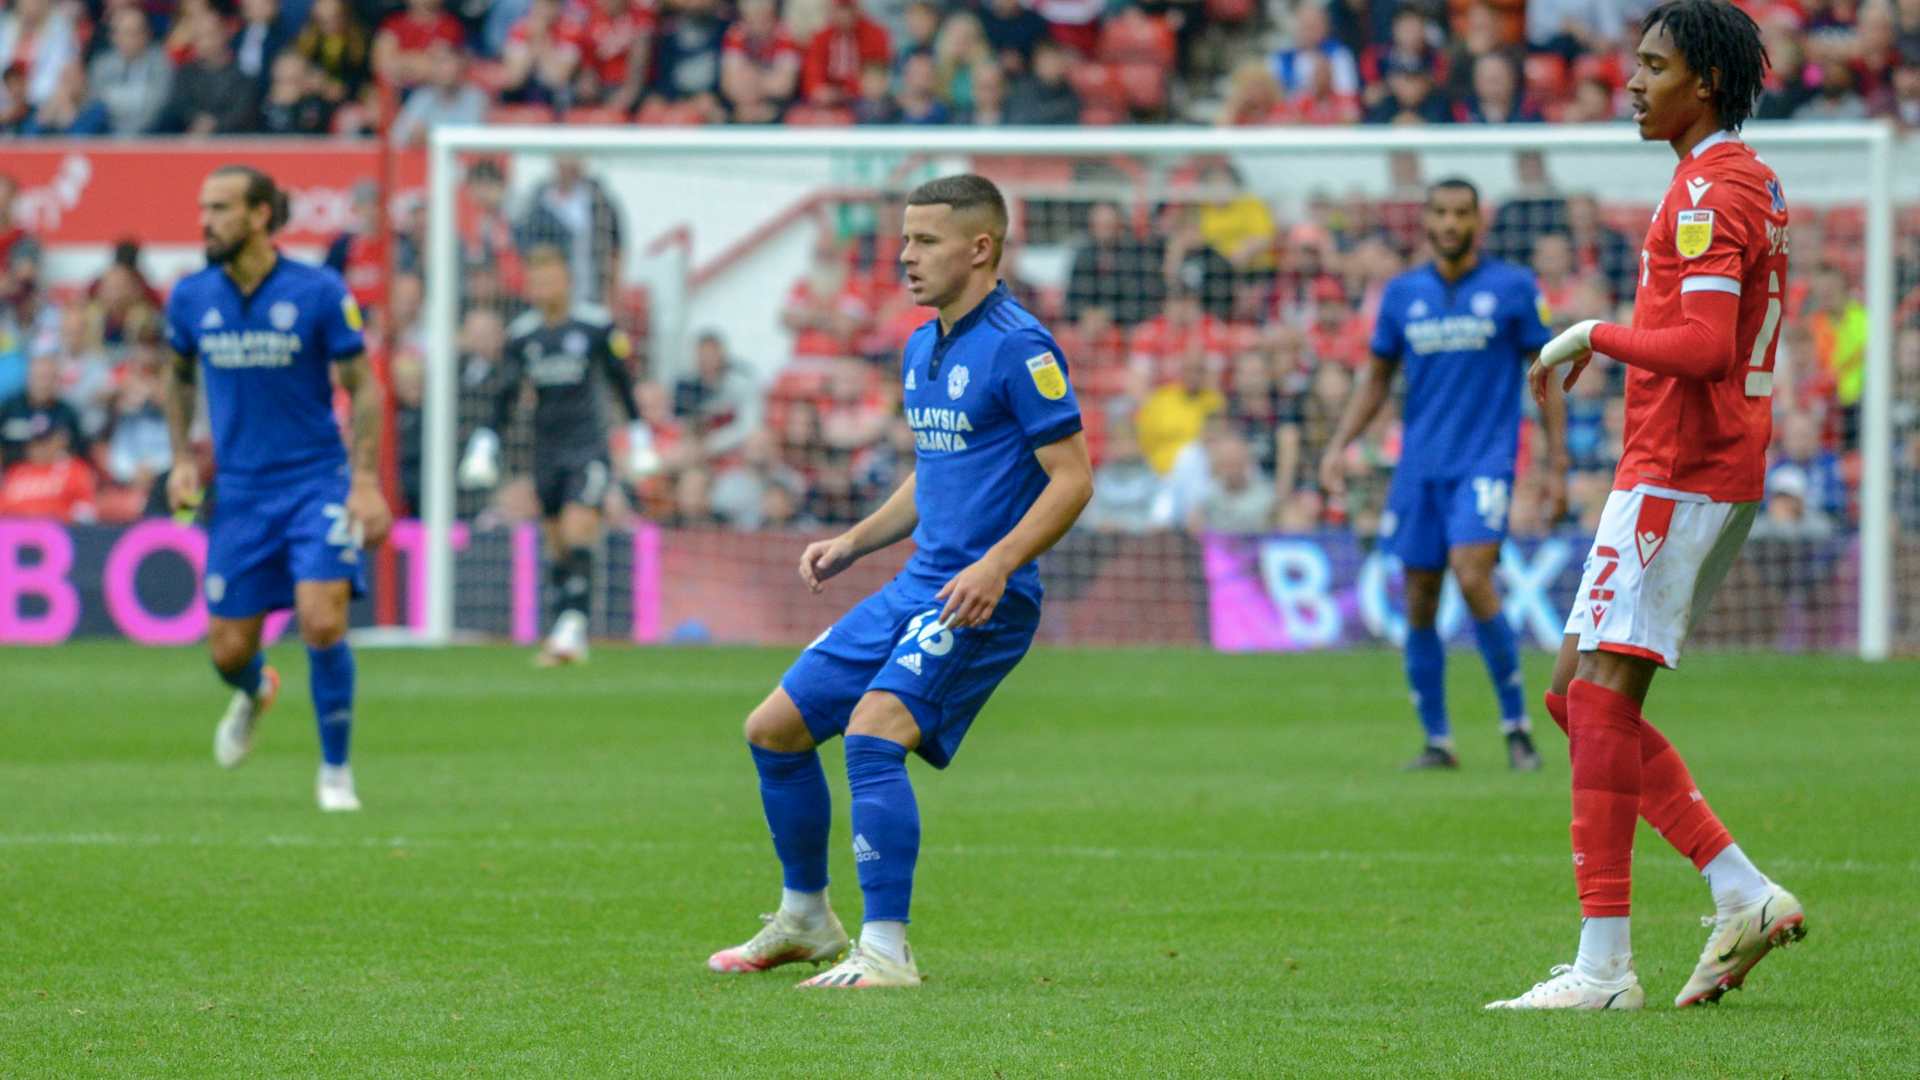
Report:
342,295,364,332
1536,295,1553,327
1025,352,1068,400
1676,209,1715,259
608,328,632,360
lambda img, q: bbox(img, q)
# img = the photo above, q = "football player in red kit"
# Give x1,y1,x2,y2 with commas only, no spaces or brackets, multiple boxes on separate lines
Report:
1487,0,1807,1011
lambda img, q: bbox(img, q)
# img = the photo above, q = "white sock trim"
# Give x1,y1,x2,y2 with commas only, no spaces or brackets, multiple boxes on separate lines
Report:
1703,843,1769,915
861,919,908,963
1575,916,1632,983
780,887,829,925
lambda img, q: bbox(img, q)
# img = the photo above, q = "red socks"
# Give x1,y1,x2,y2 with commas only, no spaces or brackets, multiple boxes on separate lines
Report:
1545,690,1735,873
1567,680,1642,918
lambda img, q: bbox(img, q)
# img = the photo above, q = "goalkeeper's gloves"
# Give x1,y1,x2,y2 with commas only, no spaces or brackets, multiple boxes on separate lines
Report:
459,428,501,489
625,421,661,478
1539,319,1602,369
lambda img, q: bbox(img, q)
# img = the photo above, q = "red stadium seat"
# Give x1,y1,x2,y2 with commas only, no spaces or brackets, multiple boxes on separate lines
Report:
566,105,632,125
1205,0,1256,24
782,104,856,126
487,104,556,124
636,100,710,125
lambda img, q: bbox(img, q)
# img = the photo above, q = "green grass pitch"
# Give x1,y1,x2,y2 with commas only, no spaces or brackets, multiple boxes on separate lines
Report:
1,642,1915,1078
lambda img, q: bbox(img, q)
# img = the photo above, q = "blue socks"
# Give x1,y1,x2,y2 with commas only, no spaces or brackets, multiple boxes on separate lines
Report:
750,745,832,892
844,735,919,925
1473,613,1529,730
217,653,264,697
1406,625,1449,744
307,642,354,767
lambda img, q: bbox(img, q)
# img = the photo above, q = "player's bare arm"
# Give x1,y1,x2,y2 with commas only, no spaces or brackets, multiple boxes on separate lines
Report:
799,473,920,594
936,430,1092,629
1318,354,1395,499
162,345,201,512
1532,351,1572,522
335,352,393,549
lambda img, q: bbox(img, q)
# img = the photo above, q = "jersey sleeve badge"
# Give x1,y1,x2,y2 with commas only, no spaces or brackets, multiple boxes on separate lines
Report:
608,328,632,359
1025,352,1068,400
1676,209,1715,258
342,295,364,331
1536,295,1553,326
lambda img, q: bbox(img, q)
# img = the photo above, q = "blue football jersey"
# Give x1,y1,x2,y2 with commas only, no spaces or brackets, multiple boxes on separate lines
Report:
1369,258,1552,481
899,284,1083,602
165,256,365,486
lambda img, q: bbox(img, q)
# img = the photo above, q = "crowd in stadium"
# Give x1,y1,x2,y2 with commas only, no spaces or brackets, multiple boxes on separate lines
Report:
2,0,1920,135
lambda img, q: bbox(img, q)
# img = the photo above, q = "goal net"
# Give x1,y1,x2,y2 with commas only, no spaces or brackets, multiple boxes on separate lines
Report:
412,125,1907,659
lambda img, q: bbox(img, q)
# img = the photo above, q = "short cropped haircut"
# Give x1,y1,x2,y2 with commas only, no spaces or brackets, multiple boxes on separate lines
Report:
211,165,291,233
1642,0,1770,132
1428,177,1479,210
906,173,1009,266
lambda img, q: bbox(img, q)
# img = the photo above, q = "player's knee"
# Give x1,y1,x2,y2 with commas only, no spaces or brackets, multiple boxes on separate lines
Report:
1403,572,1443,627
846,692,920,749
298,607,348,649
745,698,814,753
208,631,253,675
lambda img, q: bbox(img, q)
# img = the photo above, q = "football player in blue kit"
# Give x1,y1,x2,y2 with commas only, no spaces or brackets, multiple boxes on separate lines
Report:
706,174,1093,988
162,166,391,812
1319,179,1567,771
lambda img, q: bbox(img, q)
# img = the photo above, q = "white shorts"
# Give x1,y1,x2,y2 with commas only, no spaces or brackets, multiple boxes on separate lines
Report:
1563,487,1758,669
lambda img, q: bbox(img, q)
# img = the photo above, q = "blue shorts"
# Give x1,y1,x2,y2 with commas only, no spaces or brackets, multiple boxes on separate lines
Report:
1381,474,1512,571
780,574,1040,769
205,469,368,619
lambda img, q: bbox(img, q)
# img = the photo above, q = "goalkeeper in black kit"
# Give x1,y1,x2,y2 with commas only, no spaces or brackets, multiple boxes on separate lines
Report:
460,246,641,665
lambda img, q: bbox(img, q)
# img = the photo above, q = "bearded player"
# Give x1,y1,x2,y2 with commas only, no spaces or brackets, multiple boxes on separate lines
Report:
705,174,1092,988
1320,178,1565,773
1488,0,1805,1011
460,246,640,666
164,166,391,812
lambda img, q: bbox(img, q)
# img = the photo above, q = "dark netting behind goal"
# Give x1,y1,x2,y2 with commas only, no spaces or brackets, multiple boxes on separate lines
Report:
416,130,1908,657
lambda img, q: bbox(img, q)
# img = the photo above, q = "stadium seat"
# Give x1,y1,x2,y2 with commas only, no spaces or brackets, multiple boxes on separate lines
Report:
487,104,556,124
636,100,710,125
1204,0,1257,24
566,105,633,125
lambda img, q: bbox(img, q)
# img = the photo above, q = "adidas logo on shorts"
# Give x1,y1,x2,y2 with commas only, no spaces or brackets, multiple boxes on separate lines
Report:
896,653,922,676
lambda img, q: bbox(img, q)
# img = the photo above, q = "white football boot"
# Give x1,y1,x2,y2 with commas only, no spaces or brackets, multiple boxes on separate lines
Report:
707,909,850,973
1486,964,1645,1011
316,764,362,812
213,665,281,769
795,939,921,989
1675,881,1806,1007
535,610,589,668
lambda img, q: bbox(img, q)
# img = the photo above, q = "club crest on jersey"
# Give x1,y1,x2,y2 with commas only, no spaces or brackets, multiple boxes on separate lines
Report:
1676,210,1715,259
1025,352,1068,400
1408,299,1429,319
1471,292,1498,318
563,330,589,356
904,369,917,391
200,308,224,330
270,301,299,331
947,364,970,400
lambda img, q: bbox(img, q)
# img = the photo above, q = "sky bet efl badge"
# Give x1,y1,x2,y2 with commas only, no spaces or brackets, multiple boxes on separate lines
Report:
1026,352,1067,400
1676,209,1715,259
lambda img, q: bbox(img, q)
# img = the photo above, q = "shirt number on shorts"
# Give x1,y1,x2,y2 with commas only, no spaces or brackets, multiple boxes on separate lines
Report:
1472,478,1510,530
323,503,361,564
899,611,954,656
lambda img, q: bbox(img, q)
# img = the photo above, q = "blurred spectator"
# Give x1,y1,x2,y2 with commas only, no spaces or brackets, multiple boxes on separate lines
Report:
576,0,657,111
932,11,991,114
1190,433,1274,534
0,424,94,521
1806,264,1866,446
1161,204,1238,321
818,355,889,453
1271,2,1359,99
233,0,294,100
326,181,389,316
646,0,728,116
1034,0,1104,56
391,42,484,142
1793,59,1868,120
1081,425,1161,532
1455,51,1541,123
1562,351,1611,473
1877,45,1920,126
1774,409,1847,522
711,427,805,529
674,331,762,457
1129,286,1231,385
1564,193,1634,302
1561,74,1618,122
1442,1,1516,106
1487,151,1566,266
0,0,79,109
1,355,86,468
374,0,467,92
721,0,802,122
1224,345,1280,473
672,467,718,527
90,6,173,136
1526,0,1627,59
1195,160,1276,272
1217,57,1287,124
515,158,624,306
783,233,872,360
1283,51,1364,123
800,0,891,106
979,0,1050,72
22,61,108,135
0,63,28,134
1305,276,1366,369
1067,202,1164,325
955,58,1007,123
500,0,582,107
156,14,261,134
1749,464,1835,540
260,52,337,134
104,348,172,493
1359,5,1444,106
1136,348,1221,474
1364,53,1451,124
54,305,114,437
852,60,899,122
895,51,950,122
1004,38,1080,123
291,0,373,104
893,0,939,72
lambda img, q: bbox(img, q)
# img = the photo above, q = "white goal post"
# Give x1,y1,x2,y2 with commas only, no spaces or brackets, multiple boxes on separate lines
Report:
418,122,1900,659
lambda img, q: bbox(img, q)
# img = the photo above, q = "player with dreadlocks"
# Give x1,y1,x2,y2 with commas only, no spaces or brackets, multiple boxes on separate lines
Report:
1486,0,1808,1011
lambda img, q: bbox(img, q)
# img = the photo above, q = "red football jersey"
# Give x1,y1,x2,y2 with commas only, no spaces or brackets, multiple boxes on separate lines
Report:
1614,133,1789,503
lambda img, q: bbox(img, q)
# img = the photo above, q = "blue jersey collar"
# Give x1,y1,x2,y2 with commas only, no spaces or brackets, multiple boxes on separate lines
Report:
1426,257,1488,294
935,282,1011,345
221,250,286,308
